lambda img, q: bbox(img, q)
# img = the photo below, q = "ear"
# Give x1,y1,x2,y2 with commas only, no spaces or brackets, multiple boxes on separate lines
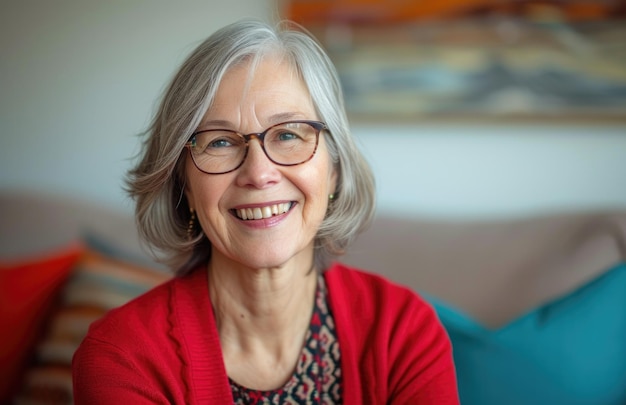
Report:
182,165,195,211
184,184,196,211
184,189,194,211
328,164,338,198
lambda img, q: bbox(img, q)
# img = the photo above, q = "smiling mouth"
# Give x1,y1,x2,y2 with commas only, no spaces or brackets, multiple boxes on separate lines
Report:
233,202,294,220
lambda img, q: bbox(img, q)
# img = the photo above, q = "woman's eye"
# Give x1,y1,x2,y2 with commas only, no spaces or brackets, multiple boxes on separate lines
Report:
208,138,233,148
203,132,243,149
277,131,299,141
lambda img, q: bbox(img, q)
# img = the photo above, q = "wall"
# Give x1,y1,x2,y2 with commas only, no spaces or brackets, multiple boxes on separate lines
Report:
355,124,626,219
1,1,625,219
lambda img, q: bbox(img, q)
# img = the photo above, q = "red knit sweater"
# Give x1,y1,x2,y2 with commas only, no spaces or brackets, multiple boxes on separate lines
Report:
72,263,459,404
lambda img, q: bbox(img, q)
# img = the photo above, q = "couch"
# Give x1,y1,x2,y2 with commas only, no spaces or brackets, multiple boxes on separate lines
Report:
1,191,625,404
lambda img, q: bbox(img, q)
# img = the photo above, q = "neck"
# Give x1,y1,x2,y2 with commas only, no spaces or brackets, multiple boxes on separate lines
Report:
207,252,318,390
208,251,317,353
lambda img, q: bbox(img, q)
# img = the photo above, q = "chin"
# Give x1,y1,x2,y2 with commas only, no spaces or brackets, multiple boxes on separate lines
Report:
238,249,313,272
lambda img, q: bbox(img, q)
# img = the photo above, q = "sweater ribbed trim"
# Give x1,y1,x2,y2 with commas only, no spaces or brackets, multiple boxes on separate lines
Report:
324,263,362,404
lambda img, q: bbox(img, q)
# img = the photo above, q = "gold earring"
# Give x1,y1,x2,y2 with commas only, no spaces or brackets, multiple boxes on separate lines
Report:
329,193,335,201
187,209,196,239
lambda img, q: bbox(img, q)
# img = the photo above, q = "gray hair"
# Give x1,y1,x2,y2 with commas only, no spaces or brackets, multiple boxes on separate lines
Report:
126,19,375,275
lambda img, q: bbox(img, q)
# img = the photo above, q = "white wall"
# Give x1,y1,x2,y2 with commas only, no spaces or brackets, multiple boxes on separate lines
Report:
354,124,626,219
1,1,625,219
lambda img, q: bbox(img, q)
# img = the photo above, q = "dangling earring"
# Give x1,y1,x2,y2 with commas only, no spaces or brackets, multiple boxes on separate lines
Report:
187,208,196,239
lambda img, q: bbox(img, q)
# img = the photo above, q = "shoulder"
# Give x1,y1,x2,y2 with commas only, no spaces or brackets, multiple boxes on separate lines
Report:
72,268,221,402
72,278,178,392
324,262,432,315
81,271,208,347
324,262,446,350
325,263,457,402
84,277,176,346
72,274,202,403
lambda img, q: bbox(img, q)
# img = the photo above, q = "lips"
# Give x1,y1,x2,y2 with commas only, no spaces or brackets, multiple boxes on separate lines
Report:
233,202,294,220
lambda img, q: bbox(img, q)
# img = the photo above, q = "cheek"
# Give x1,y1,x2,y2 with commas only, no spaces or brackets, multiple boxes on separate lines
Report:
185,169,226,214
187,184,228,242
188,182,220,212
306,159,336,211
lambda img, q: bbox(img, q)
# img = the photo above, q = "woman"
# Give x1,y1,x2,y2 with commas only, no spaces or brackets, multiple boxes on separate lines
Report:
72,19,459,404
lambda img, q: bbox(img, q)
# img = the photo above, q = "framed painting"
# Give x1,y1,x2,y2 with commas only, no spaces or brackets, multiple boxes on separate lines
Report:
282,0,626,122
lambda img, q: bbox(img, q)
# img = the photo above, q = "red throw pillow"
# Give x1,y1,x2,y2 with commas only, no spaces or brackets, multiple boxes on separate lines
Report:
0,243,84,403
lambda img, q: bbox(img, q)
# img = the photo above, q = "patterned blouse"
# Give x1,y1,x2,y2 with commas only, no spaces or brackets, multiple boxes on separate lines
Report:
230,275,342,404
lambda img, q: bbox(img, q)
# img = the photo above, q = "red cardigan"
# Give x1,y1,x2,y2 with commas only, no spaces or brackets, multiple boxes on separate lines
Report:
72,263,459,404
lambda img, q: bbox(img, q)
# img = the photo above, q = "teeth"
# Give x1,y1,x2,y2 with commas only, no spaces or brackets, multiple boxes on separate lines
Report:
236,203,291,220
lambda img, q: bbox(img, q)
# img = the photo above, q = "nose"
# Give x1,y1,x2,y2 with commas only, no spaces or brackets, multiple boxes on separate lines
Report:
235,137,281,188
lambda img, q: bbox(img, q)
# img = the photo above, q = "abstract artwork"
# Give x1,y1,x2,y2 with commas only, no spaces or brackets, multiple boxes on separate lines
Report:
283,0,626,121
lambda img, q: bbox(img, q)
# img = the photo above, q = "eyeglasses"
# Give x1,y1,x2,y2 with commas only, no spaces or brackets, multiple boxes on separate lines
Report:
185,120,327,174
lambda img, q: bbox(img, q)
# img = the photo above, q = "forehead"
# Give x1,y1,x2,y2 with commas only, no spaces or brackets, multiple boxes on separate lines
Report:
203,56,316,126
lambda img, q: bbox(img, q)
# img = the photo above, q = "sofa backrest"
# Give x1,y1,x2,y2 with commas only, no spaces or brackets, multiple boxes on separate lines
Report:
343,211,626,327
0,191,148,262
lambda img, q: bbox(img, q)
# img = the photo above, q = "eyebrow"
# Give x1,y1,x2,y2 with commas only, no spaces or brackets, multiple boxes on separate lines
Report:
267,112,309,123
198,119,233,129
198,112,310,131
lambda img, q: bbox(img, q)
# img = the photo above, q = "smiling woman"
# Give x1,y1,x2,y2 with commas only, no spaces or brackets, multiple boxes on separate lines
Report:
71,19,460,404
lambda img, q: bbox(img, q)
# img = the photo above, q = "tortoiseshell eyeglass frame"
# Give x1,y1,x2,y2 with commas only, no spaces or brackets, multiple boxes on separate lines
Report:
184,120,327,175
